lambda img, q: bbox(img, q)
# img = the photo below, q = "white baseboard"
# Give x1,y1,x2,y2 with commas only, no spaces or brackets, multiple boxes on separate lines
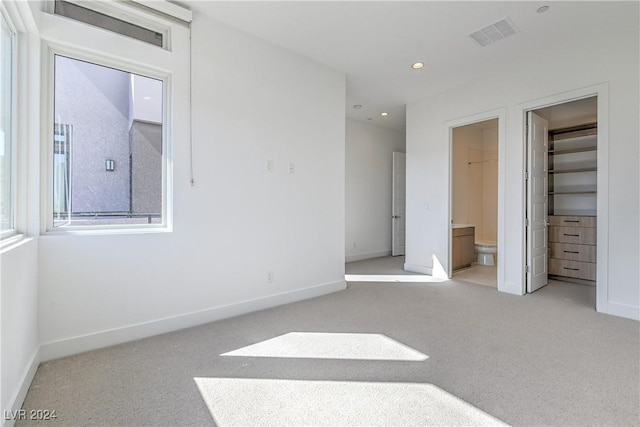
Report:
345,250,392,263
2,349,40,427
404,263,432,275
601,301,640,321
40,280,347,362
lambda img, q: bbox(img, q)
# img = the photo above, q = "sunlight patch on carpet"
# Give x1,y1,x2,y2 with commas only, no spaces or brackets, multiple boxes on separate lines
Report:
194,378,508,426
220,332,428,361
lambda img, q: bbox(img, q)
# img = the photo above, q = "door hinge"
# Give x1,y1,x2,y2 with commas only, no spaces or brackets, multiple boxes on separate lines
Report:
525,218,529,227
525,265,530,273
525,170,529,180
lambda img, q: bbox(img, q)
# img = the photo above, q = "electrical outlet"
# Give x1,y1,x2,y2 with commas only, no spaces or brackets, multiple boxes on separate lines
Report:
288,162,295,174
267,271,274,283
265,160,273,173
352,242,356,249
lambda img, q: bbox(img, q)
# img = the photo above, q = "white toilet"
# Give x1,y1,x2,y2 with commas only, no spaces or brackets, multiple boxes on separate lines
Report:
475,241,497,266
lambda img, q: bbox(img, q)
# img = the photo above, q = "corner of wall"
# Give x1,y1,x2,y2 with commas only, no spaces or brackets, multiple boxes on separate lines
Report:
1,349,40,427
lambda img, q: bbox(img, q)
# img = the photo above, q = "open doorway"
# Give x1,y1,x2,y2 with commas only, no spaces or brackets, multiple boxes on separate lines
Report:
450,119,499,288
525,96,598,301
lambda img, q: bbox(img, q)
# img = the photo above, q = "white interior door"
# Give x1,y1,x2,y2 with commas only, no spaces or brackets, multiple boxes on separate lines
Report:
392,152,406,256
526,111,549,292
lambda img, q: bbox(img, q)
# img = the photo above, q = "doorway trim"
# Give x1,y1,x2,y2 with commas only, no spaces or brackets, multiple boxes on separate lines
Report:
446,108,506,290
518,83,609,313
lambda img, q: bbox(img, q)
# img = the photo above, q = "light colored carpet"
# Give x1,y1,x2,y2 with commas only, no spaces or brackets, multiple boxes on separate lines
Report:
17,256,639,426
345,255,412,276
345,255,446,283
195,378,506,426
220,332,429,361
453,265,497,287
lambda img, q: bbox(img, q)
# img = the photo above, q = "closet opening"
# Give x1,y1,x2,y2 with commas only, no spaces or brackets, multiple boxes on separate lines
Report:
525,96,598,301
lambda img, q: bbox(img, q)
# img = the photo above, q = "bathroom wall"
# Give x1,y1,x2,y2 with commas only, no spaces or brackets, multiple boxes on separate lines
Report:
480,127,498,242
452,125,479,228
452,120,498,243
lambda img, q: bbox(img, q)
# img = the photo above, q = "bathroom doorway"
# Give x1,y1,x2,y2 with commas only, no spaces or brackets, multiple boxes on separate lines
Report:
450,118,499,287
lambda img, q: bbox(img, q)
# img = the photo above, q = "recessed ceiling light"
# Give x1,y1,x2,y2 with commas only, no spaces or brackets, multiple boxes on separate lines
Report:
536,5,549,13
367,118,372,121
353,104,362,109
411,62,424,69
143,96,152,100
380,112,389,117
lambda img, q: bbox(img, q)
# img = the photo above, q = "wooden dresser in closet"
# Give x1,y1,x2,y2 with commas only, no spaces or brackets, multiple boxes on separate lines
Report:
548,215,596,282
547,123,597,284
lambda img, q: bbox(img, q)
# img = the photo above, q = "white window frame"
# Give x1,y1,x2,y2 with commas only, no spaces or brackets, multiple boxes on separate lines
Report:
39,1,190,235
44,46,171,233
0,2,31,249
0,8,17,240
46,0,173,51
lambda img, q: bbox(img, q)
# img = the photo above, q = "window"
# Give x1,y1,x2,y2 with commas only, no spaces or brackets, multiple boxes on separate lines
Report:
53,0,164,48
41,0,191,233
0,11,14,237
52,55,165,228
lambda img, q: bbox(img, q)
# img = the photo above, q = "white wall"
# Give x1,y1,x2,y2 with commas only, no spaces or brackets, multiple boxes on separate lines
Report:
1,2,41,423
37,13,346,360
1,240,39,422
406,17,639,320
345,119,405,262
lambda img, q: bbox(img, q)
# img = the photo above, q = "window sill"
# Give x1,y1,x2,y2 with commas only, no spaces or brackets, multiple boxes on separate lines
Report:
43,225,173,236
0,234,33,254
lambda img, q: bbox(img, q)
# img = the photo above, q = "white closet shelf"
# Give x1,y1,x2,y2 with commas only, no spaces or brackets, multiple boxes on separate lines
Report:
548,146,597,155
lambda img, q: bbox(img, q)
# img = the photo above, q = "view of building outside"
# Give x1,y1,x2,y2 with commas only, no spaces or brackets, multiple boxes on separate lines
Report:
53,55,163,227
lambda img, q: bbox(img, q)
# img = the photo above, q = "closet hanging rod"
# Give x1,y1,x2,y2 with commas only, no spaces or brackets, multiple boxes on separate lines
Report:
468,159,497,165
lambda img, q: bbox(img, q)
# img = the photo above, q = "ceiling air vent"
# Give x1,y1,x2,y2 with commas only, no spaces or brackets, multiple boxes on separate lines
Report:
469,18,519,47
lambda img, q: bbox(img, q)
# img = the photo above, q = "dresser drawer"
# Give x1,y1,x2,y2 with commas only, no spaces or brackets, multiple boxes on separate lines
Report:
548,215,596,228
549,259,596,281
549,243,596,263
549,226,596,245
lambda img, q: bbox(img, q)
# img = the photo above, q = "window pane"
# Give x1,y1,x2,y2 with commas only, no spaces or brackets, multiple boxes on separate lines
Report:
53,55,163,227
0,14,13,234
54,1,163,48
